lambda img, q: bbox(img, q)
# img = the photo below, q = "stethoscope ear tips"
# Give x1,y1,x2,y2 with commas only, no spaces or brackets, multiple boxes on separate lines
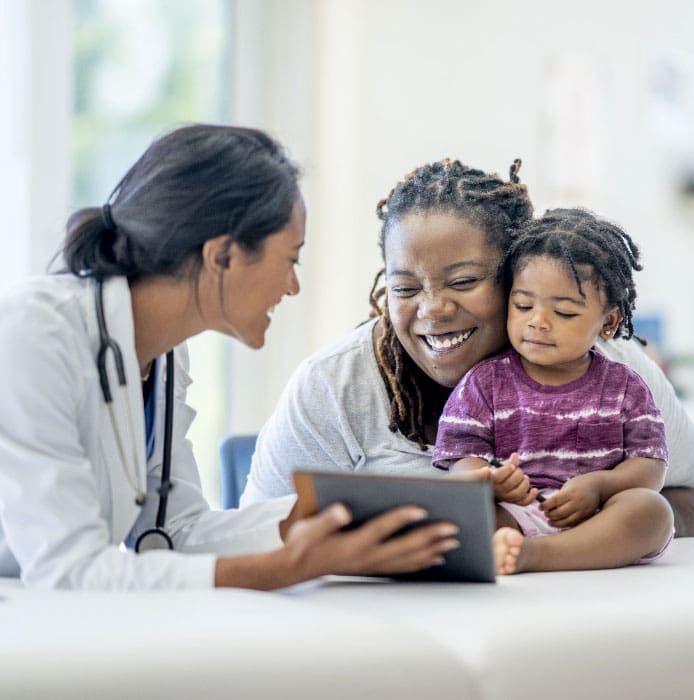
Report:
135,495,146,507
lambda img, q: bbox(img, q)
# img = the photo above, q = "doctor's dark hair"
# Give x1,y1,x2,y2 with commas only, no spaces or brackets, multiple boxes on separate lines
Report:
369,158,533,449
61,124,301,281
502,207,642,340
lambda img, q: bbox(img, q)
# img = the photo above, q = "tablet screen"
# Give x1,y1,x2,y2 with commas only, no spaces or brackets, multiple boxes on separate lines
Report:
293,470,496,583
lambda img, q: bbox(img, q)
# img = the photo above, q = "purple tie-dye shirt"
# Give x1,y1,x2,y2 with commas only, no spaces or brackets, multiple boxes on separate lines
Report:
433,348,668,490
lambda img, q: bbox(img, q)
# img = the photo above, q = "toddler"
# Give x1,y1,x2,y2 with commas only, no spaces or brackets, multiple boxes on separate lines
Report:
433,208,673,574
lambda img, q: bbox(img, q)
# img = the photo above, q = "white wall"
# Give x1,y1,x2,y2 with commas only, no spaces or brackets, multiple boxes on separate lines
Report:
0,0,71,288
223,0,318,434
228,0,694,434
5,0,694,435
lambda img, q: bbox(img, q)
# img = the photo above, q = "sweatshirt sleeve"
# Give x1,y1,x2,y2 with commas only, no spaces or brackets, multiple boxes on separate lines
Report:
596,337,694,486
622,370,668,462
241,351,364,505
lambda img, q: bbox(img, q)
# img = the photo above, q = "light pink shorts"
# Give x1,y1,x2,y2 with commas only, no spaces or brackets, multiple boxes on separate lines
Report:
498,489,563,538
498,488,673,565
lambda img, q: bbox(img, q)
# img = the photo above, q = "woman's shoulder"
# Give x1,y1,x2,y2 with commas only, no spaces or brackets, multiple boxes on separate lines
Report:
1,273,82,309
0,276,97,411
596,336,694,487
276,318,388,428
0,275,89,341
293,318,379,383
594,336,664,385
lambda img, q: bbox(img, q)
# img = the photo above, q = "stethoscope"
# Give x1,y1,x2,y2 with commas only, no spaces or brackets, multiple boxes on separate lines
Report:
94,277,175,552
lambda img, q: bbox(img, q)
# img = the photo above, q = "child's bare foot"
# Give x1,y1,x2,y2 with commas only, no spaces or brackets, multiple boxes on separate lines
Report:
493,527,525,575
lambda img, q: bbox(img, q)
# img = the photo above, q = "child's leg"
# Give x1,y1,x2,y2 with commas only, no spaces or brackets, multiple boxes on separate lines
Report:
493,488,673,575
495,503,522,530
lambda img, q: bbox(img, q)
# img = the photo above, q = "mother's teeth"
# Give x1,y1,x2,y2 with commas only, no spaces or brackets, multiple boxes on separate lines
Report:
425,329,473,349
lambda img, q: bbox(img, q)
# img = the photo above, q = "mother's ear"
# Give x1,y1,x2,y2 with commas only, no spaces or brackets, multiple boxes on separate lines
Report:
600,307,622,340
201,234,233,274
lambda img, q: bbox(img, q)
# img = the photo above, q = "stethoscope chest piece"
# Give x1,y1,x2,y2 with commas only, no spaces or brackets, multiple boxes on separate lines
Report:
135,528,174,552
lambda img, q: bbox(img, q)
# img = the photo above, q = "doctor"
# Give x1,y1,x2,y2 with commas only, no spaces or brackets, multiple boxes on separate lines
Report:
0,124,460,590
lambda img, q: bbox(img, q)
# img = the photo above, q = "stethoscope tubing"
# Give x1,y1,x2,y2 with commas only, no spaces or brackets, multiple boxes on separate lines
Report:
93,276,175,550
95,276,126,402
156,350,175,530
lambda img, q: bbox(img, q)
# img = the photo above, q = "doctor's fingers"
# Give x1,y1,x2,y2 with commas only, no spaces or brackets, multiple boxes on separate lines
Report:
341,521,461,575
347,504,443,544
285,503,353,547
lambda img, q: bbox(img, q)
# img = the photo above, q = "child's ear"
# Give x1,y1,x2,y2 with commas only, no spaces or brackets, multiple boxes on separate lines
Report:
600,308,622,340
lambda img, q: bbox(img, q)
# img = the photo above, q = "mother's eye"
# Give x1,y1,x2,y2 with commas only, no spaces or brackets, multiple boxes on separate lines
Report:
390,285,420,297
450,277,479,289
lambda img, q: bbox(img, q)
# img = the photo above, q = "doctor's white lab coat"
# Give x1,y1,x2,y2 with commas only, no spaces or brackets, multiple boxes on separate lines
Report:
0,275,292,589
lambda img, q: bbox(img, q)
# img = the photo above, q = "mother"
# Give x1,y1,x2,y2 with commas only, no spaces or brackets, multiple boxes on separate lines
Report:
242,158,694,534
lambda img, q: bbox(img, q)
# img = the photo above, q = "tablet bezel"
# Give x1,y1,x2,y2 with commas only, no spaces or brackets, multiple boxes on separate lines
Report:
293,470,496,583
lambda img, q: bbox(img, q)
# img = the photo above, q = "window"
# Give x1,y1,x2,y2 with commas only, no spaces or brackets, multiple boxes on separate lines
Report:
72,0,235,504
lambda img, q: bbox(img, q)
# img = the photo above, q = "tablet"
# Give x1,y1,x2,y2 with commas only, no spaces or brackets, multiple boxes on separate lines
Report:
293,470,496,583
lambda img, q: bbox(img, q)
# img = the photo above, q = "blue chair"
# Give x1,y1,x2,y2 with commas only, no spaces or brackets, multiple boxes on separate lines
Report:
219,434,258,509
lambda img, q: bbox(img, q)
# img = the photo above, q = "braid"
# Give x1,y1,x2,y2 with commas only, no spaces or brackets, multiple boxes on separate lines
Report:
370,269,428,448
372,157,533,446
503,208,642,339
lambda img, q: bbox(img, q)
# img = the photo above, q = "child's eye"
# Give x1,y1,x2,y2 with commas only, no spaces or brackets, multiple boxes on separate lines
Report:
556,311,578,319
514,304,531,312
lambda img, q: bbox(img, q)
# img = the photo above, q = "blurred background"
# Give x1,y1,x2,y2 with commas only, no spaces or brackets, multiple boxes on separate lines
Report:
2,0,694,504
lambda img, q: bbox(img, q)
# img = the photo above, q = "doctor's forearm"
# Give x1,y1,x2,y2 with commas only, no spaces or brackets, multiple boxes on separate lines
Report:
213,550,302,590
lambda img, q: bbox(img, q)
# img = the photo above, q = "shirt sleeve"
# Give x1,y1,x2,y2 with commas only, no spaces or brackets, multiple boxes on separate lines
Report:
622,370,669,462
0,295,290,590
240,353,363,505
596,337,694,486
432,369,496,469
0,298,216,590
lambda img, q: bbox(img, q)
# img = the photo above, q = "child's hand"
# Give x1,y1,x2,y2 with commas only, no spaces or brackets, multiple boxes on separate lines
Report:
540,472,601,527
491,453,538,505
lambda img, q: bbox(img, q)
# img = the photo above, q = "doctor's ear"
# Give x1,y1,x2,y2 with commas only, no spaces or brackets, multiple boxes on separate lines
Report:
202,235,233,273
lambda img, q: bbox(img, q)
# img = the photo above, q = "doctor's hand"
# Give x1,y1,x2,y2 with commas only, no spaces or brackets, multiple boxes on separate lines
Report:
284,503,460,580
214,504,460,590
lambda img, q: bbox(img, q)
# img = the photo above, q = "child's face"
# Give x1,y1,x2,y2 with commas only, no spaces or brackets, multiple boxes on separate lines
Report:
507,256,620,382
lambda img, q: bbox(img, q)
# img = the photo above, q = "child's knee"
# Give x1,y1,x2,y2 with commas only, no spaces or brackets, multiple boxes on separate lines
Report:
614,488,673,533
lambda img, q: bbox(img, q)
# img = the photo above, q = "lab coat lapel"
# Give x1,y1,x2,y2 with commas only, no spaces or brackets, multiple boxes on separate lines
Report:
85,277,146,543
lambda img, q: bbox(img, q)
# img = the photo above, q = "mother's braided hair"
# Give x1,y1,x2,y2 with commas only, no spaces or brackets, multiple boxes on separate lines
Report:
501,207,643,340
369,158,533,448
